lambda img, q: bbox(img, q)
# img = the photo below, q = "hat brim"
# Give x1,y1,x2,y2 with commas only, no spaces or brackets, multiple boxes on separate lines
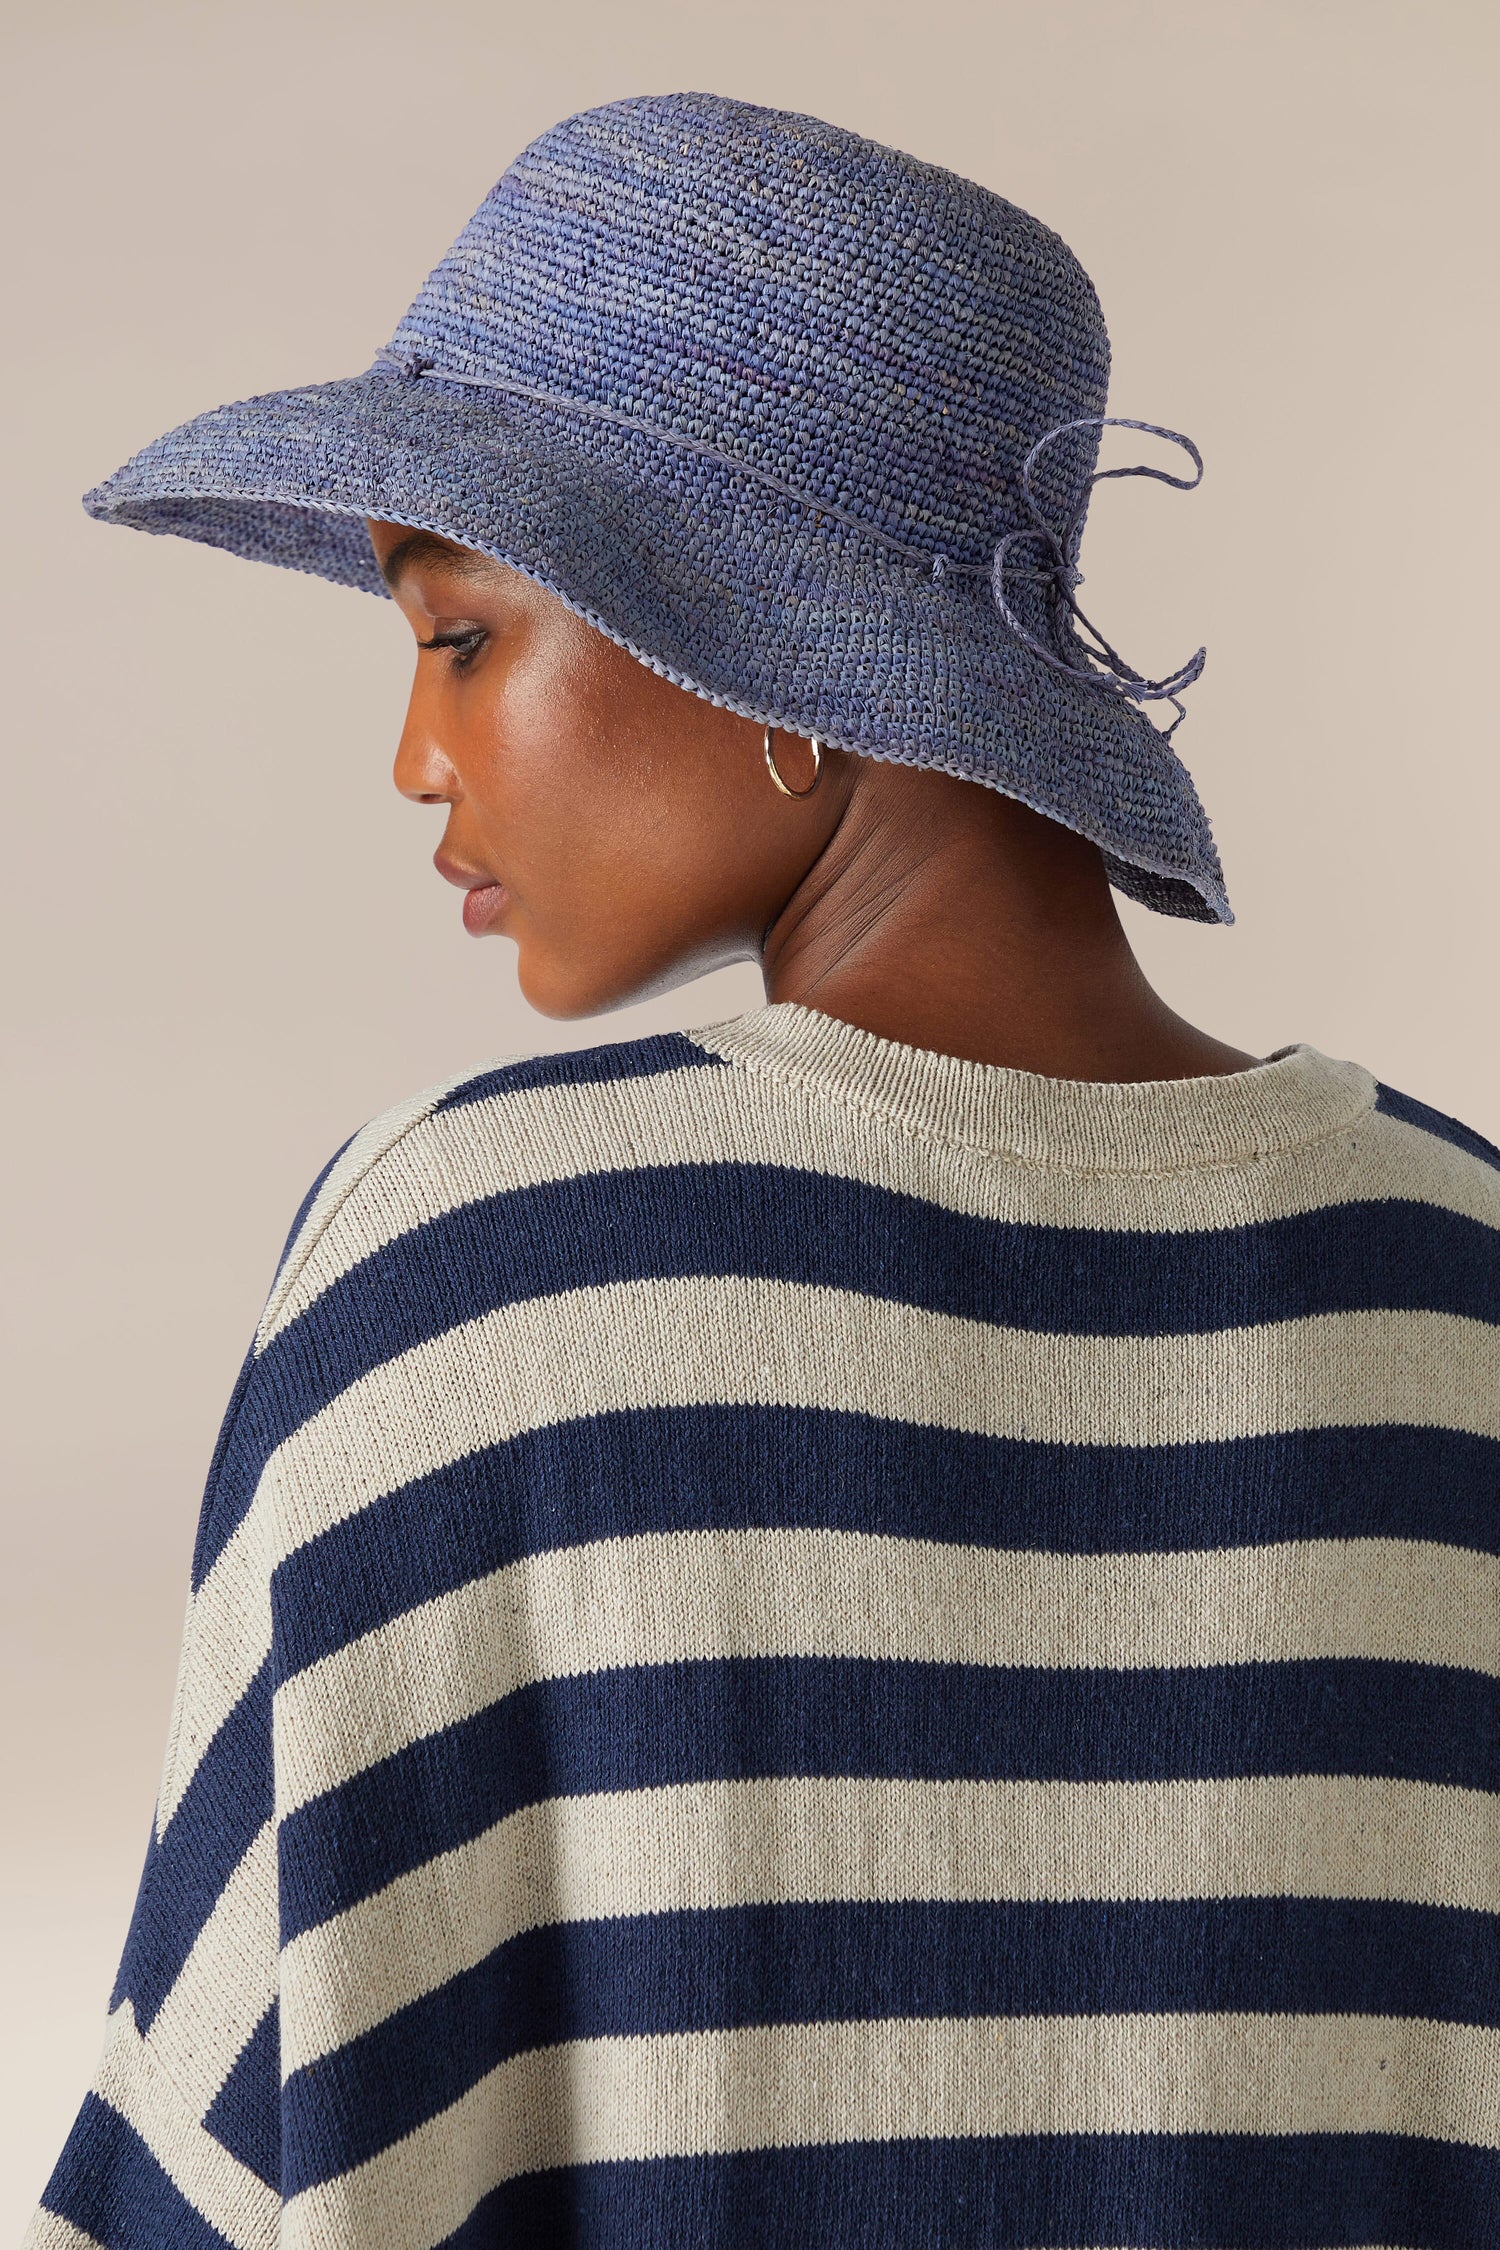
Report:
84,367,1230,924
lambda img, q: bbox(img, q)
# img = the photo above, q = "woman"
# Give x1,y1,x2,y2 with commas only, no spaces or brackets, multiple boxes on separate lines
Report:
27,90,1500,2250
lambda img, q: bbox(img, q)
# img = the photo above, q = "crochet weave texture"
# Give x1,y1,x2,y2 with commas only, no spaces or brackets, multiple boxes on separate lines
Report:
83,92,1230,922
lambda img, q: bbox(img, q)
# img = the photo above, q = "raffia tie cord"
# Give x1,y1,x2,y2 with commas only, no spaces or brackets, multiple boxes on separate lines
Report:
380,353,1206,742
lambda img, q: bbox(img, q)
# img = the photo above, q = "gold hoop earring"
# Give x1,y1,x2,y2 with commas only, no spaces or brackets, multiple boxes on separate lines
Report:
763,723,824,799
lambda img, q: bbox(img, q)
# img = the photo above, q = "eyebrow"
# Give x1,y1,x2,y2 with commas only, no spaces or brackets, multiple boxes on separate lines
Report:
376,528,497,591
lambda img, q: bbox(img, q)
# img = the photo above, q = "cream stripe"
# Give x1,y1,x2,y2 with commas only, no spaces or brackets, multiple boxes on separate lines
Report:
168,1283,1500,1824
260,1058,1500,1344
255,1064,482,1351
157,1507,269,1834
273,1532,1500,1816
90,2003,279,2250
147,1819,279,2113
21,2216,109,2250
279,1772,1500,2073
281,2010,1500,2250
153,1579,199,1843
271,1290,1500,1532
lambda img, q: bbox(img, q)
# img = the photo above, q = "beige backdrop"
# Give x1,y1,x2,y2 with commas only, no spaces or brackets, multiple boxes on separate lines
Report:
3,0,1496,2226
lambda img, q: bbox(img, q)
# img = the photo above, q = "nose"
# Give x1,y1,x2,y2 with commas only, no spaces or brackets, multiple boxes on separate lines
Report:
392,683,459,806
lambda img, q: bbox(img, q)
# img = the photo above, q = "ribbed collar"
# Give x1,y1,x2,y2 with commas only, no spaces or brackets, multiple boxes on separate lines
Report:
689,1002,1374,1174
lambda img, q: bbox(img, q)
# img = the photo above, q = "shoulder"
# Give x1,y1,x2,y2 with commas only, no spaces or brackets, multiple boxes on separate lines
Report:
1359,1072,1500,1225
253,1026,734,1352
184,1029,730,1596
1368,1077,1500,1180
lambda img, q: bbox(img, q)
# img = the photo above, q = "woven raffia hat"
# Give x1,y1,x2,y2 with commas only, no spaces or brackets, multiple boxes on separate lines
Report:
85,90,1230,923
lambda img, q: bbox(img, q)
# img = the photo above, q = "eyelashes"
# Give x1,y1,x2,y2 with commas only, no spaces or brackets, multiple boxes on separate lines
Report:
416,626,488,671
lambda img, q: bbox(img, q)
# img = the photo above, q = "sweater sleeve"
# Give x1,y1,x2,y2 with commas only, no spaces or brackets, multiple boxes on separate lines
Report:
20,1105,428,2250
23,1076,467,2250
23,1318,285,2250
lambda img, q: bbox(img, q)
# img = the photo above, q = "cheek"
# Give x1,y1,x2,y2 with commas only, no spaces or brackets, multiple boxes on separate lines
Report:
471,734,644,894
506,777,707,1016
452,693,674,953
439,634,771,1011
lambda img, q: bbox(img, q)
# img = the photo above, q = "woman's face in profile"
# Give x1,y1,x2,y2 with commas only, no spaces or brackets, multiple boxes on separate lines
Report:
368,519,838,1019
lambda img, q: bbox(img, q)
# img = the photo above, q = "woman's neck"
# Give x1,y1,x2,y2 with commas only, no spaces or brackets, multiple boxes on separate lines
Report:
760,760,1255,1082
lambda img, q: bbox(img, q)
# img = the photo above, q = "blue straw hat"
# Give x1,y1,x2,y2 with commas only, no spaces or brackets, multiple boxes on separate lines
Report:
84,90,1230,923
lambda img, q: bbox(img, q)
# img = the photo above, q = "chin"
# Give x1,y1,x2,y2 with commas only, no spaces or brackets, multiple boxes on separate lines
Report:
518,945,687,1024
517,952,626,1023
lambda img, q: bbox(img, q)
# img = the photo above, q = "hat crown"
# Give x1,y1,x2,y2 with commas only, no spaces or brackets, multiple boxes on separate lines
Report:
386,92,1110,564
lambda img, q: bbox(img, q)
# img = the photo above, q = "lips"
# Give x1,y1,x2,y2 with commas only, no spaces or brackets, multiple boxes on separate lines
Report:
460,882,508,937
434,849,509,938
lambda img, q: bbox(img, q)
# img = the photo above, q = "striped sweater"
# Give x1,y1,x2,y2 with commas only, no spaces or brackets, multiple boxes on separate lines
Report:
25,1000,1500,2250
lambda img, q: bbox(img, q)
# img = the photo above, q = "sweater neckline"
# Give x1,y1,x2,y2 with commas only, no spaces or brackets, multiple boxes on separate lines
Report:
687,1001,1374,1174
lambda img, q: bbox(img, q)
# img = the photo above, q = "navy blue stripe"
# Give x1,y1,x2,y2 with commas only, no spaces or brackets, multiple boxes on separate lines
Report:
279,1657,1498,1938
231,1165,1500,1596
39,2093,237,2250
203,2000,280,2191
434,1029,726,1115
257,1170,1500,1417
272,1410,1500,1679
1377,1081,1500,1175
111,1659,273,2030
190,1365,315,1589
212,1164,1500,1588
187,1338,260,1592
442,2134,1500,2250
282,1894,1500,2188
188,1124,362,1581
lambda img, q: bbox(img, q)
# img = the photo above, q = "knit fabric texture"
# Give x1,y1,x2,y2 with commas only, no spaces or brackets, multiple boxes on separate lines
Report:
80,91,1230,925
25,1003,1500,2249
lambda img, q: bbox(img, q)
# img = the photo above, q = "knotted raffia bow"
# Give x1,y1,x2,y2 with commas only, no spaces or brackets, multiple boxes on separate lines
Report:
984,416,1206,740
